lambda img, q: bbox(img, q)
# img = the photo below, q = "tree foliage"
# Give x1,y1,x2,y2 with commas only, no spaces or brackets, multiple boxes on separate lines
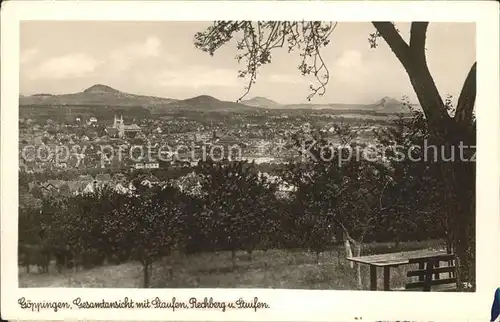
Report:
194,21,337,101
195,159,279,267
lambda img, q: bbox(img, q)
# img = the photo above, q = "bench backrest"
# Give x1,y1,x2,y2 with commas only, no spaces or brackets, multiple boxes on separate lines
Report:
405,254,457,291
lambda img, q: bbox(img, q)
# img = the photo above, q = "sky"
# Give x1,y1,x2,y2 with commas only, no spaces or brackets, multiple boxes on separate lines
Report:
20,21,475,105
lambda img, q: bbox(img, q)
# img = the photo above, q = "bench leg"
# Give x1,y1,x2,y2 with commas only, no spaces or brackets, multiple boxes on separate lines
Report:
423,259,436,292
434,261,440,280
370,265,377,291
383,267,390,291
418,262,425,282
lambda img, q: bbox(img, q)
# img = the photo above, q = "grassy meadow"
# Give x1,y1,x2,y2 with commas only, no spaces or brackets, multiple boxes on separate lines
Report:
19,239,444,289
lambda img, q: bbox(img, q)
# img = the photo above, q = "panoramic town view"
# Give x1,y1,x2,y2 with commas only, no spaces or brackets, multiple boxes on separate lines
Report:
18,21,476,292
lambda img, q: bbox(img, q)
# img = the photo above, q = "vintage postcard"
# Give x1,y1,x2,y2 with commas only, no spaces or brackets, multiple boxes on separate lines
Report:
1,1,499,321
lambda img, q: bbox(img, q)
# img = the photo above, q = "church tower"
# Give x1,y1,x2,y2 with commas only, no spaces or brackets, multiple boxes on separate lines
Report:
118,115,125,138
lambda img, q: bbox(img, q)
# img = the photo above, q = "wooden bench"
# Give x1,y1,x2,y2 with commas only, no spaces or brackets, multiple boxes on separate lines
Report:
347,249,452,291
404,254,457,292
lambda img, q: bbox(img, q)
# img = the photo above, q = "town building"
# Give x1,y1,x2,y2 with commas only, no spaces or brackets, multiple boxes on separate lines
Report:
133,162,160,170
105,115,142,138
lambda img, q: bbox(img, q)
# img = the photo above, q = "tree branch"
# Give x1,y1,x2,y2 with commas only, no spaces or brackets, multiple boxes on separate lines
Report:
409,22,428,61
374,22,451,125
454,62,477,125
372,22,411,65
331,217,359,245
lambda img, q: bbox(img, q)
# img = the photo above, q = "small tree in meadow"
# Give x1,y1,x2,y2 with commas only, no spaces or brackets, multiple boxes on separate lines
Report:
113,184,185,287
374,103,447,249
196,159,277,269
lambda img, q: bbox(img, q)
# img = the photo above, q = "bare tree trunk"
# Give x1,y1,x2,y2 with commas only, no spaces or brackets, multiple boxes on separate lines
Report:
231,249,237,270
247,249,252,261
372,22,477,291
72,252,78,274
315,251,320,265
143,259,150,288
355,243,363,290
372,22,449,124
344,239,353,269
394,239,401,250
168,266,173,281
442,160,475,290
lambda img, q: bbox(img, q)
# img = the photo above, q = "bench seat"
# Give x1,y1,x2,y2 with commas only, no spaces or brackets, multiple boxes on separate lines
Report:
403,254,458,292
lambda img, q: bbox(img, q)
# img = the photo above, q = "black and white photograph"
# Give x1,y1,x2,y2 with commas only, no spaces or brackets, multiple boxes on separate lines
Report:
16,19,477,291
2,1,500,321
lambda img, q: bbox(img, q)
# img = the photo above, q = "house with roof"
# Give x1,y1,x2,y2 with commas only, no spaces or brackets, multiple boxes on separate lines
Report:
96,173,111,183
78,174,94,182
140,174,160,188
174,171,203,196
67,181,89,195
105,127,119,138
81,180,109,195
128,182,137,192
133,162,159,170
113,182,131,195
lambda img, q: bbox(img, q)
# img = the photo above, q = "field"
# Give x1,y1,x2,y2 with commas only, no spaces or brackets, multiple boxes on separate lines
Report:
19,240,444,289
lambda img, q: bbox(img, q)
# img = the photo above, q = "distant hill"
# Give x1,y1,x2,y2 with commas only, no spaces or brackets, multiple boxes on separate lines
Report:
163,95,257,112
19,85,259,113
83,84,120,94
32,93,55,97
240,96,282,109
279,96,413,114
372,96,409,113
282,103,367,110
19,84,416,122
19,84,178,107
